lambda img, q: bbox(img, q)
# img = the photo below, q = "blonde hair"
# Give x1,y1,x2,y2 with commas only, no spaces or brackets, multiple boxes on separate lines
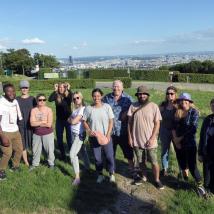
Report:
56,83,68,104
72,91,85,110
175,102,199,119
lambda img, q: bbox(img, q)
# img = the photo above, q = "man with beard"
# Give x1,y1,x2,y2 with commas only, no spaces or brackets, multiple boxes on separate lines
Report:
103,80,134,172
0,83,23,180
127,85,164,189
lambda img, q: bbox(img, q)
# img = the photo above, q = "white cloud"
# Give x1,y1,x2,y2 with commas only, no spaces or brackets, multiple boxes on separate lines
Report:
72,42,88,50
0,44,7,50
22,37,45,45
133,39,165,45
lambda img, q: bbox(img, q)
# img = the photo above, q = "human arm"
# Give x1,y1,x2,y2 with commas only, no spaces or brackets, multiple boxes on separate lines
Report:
83,120,96,137
106,118,113,142
146,120,160,148
48,91,57,102
127,116,133,147
40,108,53,128
0,115,10,147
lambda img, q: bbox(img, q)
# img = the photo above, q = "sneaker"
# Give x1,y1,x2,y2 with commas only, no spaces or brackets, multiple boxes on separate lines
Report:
133,174,143,185
72,178,81,186
109,174,116,183
9,167,21,172
29,166,38,171
142,175,147,182
155,181,164,190
96,175,105,184
0,170,6,180
197,185,207,198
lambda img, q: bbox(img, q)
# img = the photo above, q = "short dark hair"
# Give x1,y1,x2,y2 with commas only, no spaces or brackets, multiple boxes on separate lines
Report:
36,93,46,101
166,86,177,93
3,83,15,92
92,88,104,96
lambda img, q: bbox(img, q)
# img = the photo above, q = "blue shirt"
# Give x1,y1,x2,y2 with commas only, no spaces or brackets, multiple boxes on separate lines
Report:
103,92,134,136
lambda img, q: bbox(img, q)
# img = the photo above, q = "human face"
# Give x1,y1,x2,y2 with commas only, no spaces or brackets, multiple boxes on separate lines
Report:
113,81,123,97
37,96,46,107
166,89,176,102
58,84,66,94
210,102,214,113
21,87,29,96
73,94,82,106
180,100,190,111
5,86,16,101
92,92,102,105
137,93,149,104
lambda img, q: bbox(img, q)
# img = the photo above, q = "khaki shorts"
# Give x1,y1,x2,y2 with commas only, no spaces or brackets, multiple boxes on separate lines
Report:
134,147,158,166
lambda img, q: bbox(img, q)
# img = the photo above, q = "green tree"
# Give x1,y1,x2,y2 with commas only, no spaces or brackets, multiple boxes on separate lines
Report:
34,53,59,68
2,49,34,74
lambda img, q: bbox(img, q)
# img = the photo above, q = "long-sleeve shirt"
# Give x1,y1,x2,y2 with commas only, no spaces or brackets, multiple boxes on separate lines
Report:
198,114,214,159
48,91,73,120
173,107,199,147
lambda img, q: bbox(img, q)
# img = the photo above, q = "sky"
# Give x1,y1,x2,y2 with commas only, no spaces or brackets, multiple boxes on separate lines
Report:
0,0,214,57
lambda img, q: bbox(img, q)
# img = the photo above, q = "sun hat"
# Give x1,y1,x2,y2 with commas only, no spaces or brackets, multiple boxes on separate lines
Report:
20,80,30,88
135,85,150,96
178,92,193,103
94,131,109,145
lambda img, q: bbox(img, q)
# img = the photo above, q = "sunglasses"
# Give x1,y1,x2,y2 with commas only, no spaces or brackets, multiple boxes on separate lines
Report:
166,93,175,96
21,87,29,89
73,97,80,101
38,99,46,102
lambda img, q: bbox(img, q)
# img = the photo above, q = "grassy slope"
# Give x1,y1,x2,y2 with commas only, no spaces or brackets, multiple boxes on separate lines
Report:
0,88,214,213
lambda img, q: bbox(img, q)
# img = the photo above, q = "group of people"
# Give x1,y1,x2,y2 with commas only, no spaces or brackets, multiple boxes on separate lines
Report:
0,80,213,197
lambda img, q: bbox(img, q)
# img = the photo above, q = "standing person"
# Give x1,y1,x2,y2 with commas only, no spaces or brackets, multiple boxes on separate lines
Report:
83,88,115,183
103,80,134,171
68,91,90,186
159,86,177,176
172,93,206,196
0,83,23,180
48,82,73,160
127,85,164,189
17,80,36,166
30,94,55,169
198,98,214,194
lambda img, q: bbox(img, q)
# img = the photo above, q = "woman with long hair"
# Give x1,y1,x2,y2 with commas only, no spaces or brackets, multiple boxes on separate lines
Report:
159,86,177,176
83,88,115,184
68,91,90,186
48,82,72,160
172,93,206,196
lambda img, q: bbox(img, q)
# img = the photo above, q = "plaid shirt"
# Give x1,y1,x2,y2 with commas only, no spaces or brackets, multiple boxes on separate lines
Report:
103,92,134,136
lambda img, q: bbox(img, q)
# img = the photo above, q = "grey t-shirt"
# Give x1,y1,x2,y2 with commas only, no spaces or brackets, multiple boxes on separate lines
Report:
83,103,114,135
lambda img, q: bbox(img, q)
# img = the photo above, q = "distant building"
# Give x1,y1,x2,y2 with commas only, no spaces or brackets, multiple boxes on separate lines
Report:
69,56,73,66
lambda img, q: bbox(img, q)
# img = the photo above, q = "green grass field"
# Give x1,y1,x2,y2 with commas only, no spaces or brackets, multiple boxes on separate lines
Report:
0,88,214,214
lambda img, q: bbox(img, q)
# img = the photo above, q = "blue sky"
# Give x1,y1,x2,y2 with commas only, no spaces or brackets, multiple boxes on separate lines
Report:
0,0,214,57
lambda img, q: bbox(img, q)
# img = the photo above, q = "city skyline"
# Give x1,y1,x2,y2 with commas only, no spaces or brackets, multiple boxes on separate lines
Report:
0,0,214,57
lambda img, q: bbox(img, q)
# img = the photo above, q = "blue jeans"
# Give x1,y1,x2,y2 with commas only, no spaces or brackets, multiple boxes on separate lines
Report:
89,137,115,174
56,118,71,158
159,127,173,170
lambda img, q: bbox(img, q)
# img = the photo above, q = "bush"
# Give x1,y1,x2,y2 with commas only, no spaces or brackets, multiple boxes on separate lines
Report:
88,69,129,79
131,70,170,81
2,79,95,90
177,73,214,83
113,77,132,88
0,68,4,75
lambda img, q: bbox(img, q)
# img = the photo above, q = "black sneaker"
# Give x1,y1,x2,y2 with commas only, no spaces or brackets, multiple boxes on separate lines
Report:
155,181,164,190
197,185,207,198
0,170,6,180
132,174,143,185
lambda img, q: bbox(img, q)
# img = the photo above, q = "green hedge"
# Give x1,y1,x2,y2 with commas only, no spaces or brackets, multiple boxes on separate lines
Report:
88,69,129,79
113,77,132,88
177,73,214,83
38,68,52,79
2,79,95,90
130,70,170,81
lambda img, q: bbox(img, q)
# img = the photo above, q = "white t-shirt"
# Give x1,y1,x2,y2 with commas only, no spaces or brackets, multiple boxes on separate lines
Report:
70,106,85,134
0,96,23,132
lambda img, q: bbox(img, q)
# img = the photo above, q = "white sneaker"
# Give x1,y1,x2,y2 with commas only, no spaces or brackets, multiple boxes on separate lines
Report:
110,174,116,183
72,178,80,186
96,175,105,184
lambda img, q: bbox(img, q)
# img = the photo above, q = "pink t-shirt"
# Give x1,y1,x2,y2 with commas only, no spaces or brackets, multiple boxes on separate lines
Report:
30,106,53,136
127,102,162,149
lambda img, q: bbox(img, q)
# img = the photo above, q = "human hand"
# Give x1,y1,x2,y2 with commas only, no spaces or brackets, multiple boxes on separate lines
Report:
65,82,70,90
106,133,111,143
145,137,155,148
54,83,58,91
128,137,133,148
0,134,10,147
